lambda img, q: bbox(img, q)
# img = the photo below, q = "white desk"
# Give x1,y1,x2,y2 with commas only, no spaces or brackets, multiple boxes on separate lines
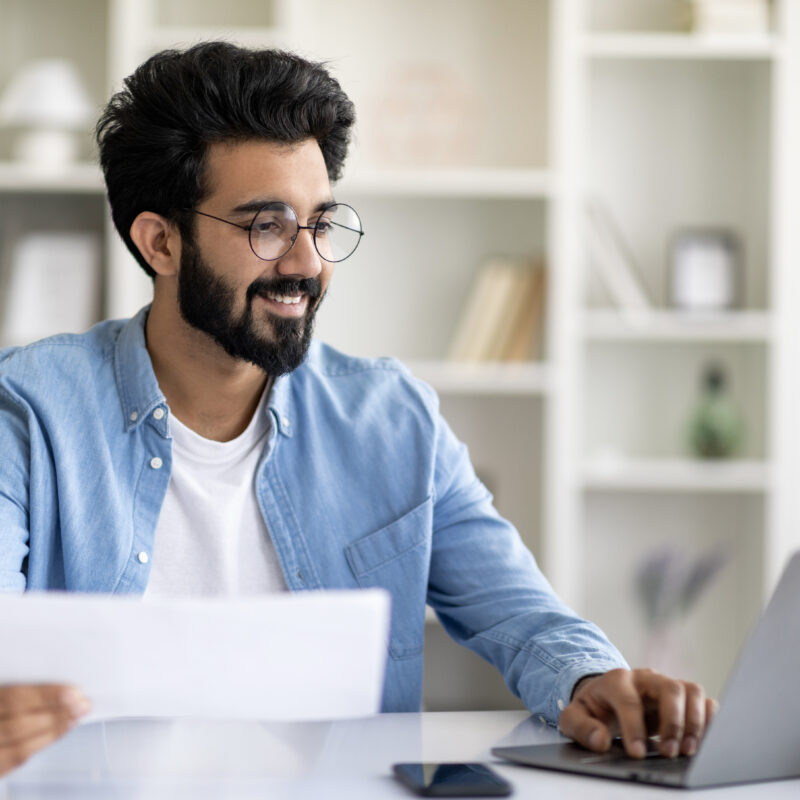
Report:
2,711,799,798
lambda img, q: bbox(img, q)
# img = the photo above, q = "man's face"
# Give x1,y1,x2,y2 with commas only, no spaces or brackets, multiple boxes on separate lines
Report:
176,138,335,375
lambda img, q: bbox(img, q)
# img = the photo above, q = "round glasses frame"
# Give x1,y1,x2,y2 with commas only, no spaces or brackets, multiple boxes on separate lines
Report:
186,201,364,263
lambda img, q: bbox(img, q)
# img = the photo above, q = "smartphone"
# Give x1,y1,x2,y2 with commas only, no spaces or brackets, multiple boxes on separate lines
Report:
392,762,513,797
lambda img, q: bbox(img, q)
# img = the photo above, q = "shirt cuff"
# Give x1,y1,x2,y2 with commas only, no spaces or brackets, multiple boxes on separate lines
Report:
546,660,630,725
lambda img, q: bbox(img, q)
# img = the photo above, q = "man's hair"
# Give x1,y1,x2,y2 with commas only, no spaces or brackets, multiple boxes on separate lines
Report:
96,42,355,278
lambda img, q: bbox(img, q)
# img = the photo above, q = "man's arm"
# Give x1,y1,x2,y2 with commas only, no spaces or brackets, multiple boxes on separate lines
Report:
424,404,628,718
0,386,92,772
422,393,715,753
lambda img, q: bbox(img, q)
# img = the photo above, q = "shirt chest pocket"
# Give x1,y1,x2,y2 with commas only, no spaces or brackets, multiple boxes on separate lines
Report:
344,497,432,660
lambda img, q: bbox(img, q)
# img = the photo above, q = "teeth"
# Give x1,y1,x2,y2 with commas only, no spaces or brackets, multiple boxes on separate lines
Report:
267,293,303,305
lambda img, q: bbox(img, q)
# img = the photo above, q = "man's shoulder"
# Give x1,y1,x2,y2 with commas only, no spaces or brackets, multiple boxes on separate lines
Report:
0,319,127,384
303,340,408,378
295,341,439,411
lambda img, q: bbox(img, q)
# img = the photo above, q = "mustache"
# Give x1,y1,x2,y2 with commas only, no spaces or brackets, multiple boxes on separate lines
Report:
246,276,322,303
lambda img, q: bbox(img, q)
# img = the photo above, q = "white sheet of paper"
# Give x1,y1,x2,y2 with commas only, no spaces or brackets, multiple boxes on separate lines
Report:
0,590,390,722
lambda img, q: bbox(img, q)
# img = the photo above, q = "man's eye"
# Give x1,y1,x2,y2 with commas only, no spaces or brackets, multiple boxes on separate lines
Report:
253,220,281,235
315,219,333,235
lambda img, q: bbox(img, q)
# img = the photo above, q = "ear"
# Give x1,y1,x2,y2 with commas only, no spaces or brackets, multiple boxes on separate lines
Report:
129,212,181,277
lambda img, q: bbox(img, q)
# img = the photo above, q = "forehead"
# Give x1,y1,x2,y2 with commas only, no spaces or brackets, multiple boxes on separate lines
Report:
202,138,332,212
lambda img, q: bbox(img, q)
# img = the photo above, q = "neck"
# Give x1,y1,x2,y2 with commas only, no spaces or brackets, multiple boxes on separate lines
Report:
145,293,270,442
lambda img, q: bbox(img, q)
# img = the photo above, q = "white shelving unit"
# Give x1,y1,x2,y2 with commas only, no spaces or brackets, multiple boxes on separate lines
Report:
582,32,782,60
583,457,771,494
0,163,104,193
1,0,798,707
583,310,773,342
403,360,551,398
339,168,554,200
557,0,800,697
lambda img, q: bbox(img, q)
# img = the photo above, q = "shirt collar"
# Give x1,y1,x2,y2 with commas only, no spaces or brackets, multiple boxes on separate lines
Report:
267,372,293,438
114,306,168,433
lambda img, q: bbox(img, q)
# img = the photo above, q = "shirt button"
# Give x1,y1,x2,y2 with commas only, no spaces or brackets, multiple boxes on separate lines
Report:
557,699,565,711
137,551,149,564
150,457,163,470
129,411,139,422
153,408,165,420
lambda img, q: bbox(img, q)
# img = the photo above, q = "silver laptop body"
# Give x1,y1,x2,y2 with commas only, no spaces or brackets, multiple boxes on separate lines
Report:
492,550,800,789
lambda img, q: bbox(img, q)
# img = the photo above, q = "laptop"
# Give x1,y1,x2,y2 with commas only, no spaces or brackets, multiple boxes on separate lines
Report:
492,550,800,789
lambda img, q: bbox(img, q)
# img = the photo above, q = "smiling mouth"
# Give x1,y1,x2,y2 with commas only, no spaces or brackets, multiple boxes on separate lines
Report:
265,291,303,305
255,290,310,318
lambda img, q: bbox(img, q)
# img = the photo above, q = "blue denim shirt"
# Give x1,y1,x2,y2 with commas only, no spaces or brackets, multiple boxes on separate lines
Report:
0,307,627,719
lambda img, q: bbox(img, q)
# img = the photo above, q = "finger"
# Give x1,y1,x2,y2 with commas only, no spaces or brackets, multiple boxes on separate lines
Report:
602,672,648,758
645,675,686,758
680,683,706,756
0,720,74,777
558,703,613,753
0,685,86,719
705,697,719,729
0,709,80,749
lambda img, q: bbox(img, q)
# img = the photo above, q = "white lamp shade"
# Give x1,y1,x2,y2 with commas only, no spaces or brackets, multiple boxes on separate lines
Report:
0,59,93,128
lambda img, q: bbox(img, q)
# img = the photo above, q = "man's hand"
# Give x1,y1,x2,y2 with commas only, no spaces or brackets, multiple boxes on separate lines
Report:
0,685,90,776
558,668,718,759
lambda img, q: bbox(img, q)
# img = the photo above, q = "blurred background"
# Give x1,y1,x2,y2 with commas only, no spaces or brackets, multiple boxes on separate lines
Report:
0,0,799,710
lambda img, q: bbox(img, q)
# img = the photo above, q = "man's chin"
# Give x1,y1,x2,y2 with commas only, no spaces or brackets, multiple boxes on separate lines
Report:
221,314,315,375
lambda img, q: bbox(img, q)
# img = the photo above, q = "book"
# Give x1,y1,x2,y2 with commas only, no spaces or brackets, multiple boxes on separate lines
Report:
447,261,499,361
1,231,100,346
447,257,519,361
503,264,547,361
484,265,533,361
586,199,651,312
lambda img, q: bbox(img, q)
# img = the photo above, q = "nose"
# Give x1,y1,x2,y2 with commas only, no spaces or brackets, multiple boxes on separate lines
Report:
276,227,323,279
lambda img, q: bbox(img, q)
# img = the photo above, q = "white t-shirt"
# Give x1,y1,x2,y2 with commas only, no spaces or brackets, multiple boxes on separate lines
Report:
144,392,288,597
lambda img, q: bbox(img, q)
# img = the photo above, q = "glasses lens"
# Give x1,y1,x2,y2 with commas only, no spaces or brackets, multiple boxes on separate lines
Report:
250,203,298,260
314,204,363,262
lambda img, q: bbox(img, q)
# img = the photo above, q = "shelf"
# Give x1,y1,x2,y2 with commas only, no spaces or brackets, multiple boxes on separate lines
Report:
146,26,287,49
582,33,782,61
583,457,770,493
338,168,553,200
0,163,104,194
583,310,772,343
403,360,551,396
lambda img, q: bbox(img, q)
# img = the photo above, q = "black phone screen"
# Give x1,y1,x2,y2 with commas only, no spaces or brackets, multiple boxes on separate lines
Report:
392,762,513,797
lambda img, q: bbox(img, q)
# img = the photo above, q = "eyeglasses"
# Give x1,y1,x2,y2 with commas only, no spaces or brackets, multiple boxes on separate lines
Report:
187,201,364,263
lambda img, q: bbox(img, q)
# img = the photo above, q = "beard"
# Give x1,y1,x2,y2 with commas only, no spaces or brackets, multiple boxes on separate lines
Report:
177,239,323,376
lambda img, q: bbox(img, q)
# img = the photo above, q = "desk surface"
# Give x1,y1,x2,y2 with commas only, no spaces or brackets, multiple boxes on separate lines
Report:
2,710,799,799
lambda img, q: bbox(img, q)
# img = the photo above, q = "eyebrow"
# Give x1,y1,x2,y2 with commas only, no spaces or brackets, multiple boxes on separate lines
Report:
230,197,336,215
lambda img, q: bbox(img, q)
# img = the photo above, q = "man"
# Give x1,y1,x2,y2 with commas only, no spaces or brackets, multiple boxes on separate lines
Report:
0,43,714,775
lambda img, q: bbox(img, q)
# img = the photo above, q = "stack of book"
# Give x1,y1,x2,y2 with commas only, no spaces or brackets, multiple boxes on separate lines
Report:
447,258,546,362
687,0,770,34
